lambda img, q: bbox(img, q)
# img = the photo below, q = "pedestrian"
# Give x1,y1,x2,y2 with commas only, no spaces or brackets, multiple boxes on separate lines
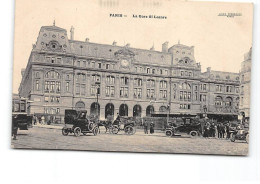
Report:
33,115,37,125
144,120,148,134
12,115,19,140
41,116,45,125
221,123,226,139
150,122,154,134
203,123,209,138
226,123,230,139
217,123,221,138
209,123,215,138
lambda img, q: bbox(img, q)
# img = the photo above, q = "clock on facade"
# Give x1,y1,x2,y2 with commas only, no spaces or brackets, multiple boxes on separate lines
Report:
120,59,130,68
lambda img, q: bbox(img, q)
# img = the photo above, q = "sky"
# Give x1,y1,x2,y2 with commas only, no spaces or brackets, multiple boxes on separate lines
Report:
12,0,253,93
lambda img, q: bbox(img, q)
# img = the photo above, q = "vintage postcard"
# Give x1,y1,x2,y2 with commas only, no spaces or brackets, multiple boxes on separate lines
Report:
12,0,253,155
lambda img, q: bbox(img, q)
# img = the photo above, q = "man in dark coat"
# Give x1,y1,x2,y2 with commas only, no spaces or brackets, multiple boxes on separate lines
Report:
144,120,148,134
12,116,19,140
217,123,221,138
150,122,154,134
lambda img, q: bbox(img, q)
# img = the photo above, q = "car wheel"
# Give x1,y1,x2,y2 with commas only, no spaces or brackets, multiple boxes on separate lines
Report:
166,130,172,137
62,128,69,136
93,127,98,136
74,127,81,137
246,134,249,144
190,131,198,137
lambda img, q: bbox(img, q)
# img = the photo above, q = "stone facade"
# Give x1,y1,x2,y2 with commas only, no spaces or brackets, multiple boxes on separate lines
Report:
18,24,241,122
239,48,252,120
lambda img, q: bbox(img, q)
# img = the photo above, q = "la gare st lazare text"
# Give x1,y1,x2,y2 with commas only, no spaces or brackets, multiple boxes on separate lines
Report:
109,13,167,19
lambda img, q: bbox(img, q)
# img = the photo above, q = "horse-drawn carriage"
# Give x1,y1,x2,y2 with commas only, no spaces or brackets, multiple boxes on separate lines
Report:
99,116,136,135
62,110,99,137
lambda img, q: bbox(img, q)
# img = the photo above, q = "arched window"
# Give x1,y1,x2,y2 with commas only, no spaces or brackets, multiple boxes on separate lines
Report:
146,105,154,116
119,104,128,116
215,96,223,106
45,70,60,79
90,102,100,117
133,105,142,117
75,101,85,110
225,97,233,107
105,103,114,119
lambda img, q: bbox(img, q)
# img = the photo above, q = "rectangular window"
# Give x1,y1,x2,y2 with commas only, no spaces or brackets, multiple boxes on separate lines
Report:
165,70,168,75
44,96,49,102
203,84,206,90
50,96,54,102
184,91,187,100
56,96,60,103
56,82,61,93
81,84,86,96
98,63,102,68
50,81,55,92
57,58,61,64
91,85,96,96
188,92,191,101
92,62,95,68
77,61,80,67
120,87,128,98
66,82,69,92
181,71,184,76
106,64,110,69
147,68,150,74
195,92,198,101
180,91,183,100
76,84,80,95
83,61,86,67
56,108,60,114
36,80,39,90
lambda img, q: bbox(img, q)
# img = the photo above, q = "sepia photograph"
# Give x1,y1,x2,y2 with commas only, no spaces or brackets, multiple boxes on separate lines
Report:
11,0,253,156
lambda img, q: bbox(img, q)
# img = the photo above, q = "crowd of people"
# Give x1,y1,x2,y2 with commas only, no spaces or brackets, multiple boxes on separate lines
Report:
203,122,234,139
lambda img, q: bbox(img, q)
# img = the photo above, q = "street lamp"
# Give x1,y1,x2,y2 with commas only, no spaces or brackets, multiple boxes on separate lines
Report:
95,82,100,118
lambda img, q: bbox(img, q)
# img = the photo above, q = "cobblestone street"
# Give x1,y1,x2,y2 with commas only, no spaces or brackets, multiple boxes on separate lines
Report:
11,126,248,155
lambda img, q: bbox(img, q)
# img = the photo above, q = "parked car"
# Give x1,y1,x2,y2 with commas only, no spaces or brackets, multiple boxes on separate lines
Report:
62,110,98,137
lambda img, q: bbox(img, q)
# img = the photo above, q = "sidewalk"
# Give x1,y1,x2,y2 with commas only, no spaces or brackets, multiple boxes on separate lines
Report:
33,124,63,130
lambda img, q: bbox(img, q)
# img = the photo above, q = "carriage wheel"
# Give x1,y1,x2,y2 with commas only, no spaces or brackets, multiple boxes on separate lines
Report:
93,127,98,136
88,122,95,132
62,128,69,136
190,131,198,137
165,130,172,137
246,134,249,144
74,127,81,137
112,126,119,134
124,126,134,135
231,135,236,142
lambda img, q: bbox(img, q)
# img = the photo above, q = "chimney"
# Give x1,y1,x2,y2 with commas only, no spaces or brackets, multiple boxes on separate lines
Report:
162,41,168,52
126,43,130,48
112,41,117,46
150,44,155,51
207,67,211,73
85,38,89,42
70,26,74,40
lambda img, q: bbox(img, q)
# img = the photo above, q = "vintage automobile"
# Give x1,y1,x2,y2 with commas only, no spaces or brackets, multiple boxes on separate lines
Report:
165,118,202,137
62,110,98,137
231,129,249,143
12,114,32,130
111,116,136,135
